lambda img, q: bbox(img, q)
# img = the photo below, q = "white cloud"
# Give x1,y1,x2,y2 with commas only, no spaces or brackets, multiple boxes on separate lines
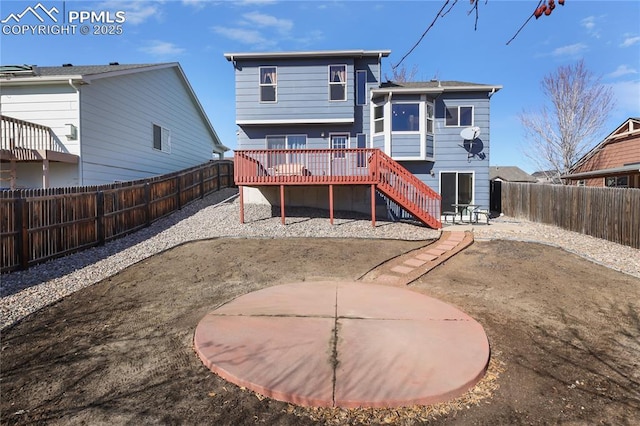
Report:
608,65,638,79
236,0,278,5
551,43,588,57
182,0,208,9
581,16,601,38
212,26,276,49
608,80,640,112
139,40,186,57
243,11,292,33
97,1,162,25
620,35,640,48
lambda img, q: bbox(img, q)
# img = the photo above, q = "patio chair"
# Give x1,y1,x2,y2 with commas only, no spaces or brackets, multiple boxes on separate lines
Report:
472,207,490,225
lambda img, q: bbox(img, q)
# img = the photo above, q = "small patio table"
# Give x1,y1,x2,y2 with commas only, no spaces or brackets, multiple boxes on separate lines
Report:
451,204,479,224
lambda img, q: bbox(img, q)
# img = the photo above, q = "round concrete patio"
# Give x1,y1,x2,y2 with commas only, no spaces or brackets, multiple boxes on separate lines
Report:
194,281,490,408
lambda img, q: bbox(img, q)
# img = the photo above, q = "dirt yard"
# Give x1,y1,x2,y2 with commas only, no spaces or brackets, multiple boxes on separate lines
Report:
1,238,639,425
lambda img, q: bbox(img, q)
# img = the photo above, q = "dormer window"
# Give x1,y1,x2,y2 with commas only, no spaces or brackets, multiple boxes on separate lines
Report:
329,65,346,101
260,67,277,102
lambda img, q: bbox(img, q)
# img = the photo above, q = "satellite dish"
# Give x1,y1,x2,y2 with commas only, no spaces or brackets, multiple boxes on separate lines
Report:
460,126,481,140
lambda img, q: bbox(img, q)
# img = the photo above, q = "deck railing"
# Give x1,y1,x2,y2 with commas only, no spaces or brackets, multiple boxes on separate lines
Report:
1,115,58,152
374,150,442,229
235,148,378,185
234,149,441,228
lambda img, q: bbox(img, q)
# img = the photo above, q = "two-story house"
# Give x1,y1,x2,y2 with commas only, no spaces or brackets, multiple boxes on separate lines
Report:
1,63,228,189
226,50,501,228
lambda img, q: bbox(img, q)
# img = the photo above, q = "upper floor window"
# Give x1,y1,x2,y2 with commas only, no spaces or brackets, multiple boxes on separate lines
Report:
329,65,346,101
152,124,171,153
392,103,420,132
445,105,473,127
426,102,434,134
356,70,367,105
260,67,277,102
374,104,384,133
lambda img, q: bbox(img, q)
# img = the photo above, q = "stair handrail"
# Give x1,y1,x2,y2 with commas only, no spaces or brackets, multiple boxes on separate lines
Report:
371,150,442,228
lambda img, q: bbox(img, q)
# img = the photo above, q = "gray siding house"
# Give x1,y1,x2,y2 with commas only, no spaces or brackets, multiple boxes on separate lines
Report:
226,50,501,226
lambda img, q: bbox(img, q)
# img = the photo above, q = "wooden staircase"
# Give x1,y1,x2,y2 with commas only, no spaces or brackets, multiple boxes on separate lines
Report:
234,148,442,229
371,150,442,229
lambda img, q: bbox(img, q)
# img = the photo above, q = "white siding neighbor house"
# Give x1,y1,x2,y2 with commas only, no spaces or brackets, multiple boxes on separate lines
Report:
1,63,228,189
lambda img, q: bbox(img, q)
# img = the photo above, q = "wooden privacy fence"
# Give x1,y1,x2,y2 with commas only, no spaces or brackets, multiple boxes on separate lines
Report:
1,160,233,273
500,182,640,249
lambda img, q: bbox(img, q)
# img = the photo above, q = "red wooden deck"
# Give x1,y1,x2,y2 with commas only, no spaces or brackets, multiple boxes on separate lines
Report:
234,149,442,229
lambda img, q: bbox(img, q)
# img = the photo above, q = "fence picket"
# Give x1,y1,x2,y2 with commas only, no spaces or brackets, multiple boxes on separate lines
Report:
501,182,640,249
0,160,233,272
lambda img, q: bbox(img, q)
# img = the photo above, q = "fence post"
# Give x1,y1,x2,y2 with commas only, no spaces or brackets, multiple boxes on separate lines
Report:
144,183,151,226
16,195,29,270
96,191,105,245
200,167,205,199
216,163,221,191
176,176,182,210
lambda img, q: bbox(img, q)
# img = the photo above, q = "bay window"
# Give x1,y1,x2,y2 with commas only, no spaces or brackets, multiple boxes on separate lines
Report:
392,103,420,132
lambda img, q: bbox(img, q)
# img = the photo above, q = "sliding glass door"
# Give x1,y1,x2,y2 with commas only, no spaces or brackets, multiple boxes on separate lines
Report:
440,171,474,214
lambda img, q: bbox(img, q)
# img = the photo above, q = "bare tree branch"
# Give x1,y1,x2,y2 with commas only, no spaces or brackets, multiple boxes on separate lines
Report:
396,0,567,69
506,0,544,45
519,60,616,178
393,0,456,71
385,63,419,83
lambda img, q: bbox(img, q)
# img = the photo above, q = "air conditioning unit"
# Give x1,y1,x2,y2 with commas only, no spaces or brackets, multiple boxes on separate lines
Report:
65,123,77,140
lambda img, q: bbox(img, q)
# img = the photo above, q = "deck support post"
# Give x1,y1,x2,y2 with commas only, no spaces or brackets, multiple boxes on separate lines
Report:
371,184,376,227
239,185,244,224
280,185,285,225
42,159,50,189
329,184,334,225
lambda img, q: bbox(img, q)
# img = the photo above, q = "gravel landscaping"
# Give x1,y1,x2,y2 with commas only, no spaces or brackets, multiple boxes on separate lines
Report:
1,187,638,330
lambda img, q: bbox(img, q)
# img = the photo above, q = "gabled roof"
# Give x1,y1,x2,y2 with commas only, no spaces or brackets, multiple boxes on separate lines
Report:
490,166,537,182
0,63,176,82
1,62,228,153
224,50,391,61
374,80,502,95
567,117,640,174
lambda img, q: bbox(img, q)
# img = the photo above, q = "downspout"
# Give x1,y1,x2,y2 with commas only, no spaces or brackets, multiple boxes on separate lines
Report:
68,79,82,185
488,88,496,99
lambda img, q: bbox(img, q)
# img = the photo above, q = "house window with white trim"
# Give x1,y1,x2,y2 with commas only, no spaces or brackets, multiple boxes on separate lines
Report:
426,101,434,134
329,65,347,101
392,103,420,132
260,67,277,102
374,104,384,133
445,105,473,127
330,134,348,159
152,124,171,153
266,135,307,167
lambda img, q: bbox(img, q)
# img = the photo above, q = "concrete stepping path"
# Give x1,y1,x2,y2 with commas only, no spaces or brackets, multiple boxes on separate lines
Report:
358,231,473,286
194,280,489,408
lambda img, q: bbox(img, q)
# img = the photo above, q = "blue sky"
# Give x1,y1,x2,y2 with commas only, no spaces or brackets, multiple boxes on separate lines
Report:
2,0,639,173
